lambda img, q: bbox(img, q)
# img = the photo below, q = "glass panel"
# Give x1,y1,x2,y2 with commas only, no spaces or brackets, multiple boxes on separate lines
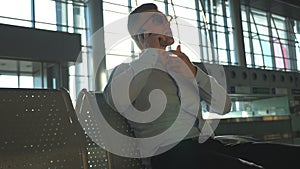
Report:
295,21,300,70
67,3,74,33
0,59,47,89
228,30,234,51
35,0,57,25
56,1,68,31
241,7,247,20
252,9,267,25
257,25,268,36
0,0,32,27
215,0,223,16
35,23,57,31
168,5,197,21
106,54,132,71
242,21,248,31
70,53,89,101
170,0,195,8
273,42,282,57
106,0,129,6
275,57,284,70
171,24,200,47
133,0,165,10
105,37,132,56
230,50,237,65
254,54,264,67
259,34,269,41
217,32,226,49
272,15,285,30
261,40,271,56
264,55,273,69
243,36,251,53
215,15,224,26
0,17,32,27
73,5,86,30
282,44,289,69
250,23,257,34
218,49,228,63
206,96,290,119
103,10,127,27
0,75,18,88
252,38,262,54
245,53,252,66
20,75,34,88
103,2,130,75
0,0,32,20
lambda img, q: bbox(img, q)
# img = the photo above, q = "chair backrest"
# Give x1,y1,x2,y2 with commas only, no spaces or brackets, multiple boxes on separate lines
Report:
75,89,147,169
0,88,87,169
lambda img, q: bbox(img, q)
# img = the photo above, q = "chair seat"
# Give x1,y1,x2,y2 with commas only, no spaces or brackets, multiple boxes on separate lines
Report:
214,135,259,145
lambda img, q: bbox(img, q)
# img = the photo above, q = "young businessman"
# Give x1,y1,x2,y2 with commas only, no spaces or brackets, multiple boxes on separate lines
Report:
103,3,300,169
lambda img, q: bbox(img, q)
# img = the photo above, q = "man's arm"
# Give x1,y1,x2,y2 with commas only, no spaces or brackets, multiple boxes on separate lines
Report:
168,45,231,115
195,66,232,115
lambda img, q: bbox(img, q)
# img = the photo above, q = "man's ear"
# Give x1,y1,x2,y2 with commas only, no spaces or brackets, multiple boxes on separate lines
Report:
132,35,143,50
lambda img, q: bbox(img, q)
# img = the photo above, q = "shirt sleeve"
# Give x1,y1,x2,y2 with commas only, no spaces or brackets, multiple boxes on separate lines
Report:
194,66,232,115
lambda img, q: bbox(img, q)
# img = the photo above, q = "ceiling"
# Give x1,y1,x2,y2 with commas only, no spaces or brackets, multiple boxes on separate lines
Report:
240,0,300,21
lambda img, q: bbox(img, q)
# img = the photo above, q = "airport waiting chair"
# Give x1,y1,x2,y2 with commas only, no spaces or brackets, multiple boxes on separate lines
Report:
0,88,88,169
75,89,147,169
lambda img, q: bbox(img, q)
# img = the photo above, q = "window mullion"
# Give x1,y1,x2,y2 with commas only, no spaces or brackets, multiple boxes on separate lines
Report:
267,12,276,70
246,6,255,67
31,0,35,28
271,15,287,70
285,18,297,71
195,0,204,62
222,0,231,64
250,9,265,68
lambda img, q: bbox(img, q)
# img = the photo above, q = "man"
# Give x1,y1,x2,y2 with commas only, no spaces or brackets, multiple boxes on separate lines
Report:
103,3,300,169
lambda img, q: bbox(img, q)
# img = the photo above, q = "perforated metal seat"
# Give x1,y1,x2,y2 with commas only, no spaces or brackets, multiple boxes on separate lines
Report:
0,88,88,169
75,89,147,169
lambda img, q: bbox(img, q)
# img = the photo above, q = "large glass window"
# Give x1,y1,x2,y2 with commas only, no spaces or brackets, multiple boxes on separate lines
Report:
242,5,299,71
103,1,133,73
202,0,235,65
0,0,87,103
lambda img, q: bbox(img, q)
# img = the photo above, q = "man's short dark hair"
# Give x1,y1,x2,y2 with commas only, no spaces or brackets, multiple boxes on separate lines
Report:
127,3,158,36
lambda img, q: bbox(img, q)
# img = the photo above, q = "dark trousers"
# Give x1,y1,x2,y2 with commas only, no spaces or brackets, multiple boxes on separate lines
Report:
151,138,300,169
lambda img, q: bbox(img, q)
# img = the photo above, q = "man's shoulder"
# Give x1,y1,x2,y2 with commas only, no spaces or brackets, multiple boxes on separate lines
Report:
114,62,130,69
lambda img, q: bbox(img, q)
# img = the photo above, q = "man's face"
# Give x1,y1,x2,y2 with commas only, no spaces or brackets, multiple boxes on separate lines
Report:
138,9,174,47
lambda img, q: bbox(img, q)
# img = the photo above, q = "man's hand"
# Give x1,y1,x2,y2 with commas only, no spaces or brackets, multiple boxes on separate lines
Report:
167,45,197,77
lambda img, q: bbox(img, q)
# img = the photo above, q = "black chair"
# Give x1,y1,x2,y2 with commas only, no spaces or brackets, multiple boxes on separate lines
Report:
0,88,88,169
75,89,147,169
